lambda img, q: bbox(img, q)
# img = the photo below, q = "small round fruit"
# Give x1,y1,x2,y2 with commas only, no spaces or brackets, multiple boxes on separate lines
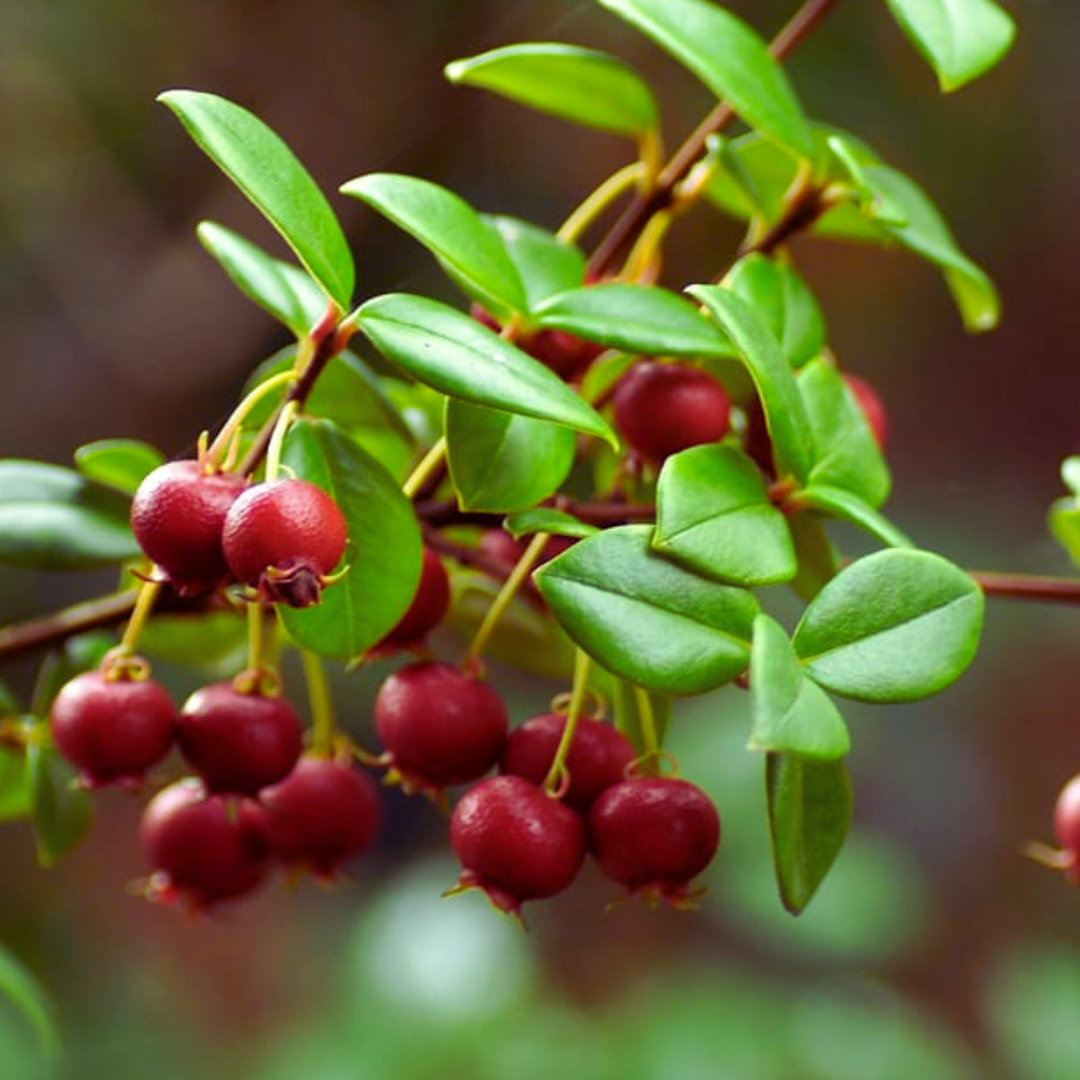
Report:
525,328,603,381
243,756,381,877
500,713,636,816
140,778,268,909
376,547,450,651
613,361,731,462
1053,773,1080,881
49,669,177,788
843,372,888,449
588,776,720,907
222,479,347,607
374,661,508,796
178,682,303,796
130,460,249,595
450,775,586,916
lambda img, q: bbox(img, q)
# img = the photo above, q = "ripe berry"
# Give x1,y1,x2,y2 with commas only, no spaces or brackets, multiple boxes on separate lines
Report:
222,479,347,607
612,361,731,462
140,778,267,909
843,372,888,449
469,304,602,381
588,776,720,907
178,681,303,796
449,775,586,916
243,755,381,878
375,547,450,651
500,713,636,816
374,661,508,796
1051,773,1080,882
130,460,248,595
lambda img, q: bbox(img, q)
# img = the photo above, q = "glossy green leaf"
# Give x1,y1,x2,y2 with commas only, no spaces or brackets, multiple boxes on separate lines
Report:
485,215,587,310
798,485,913,549
793,549,984,702
27,744,93,868
279,420,422,660
535,524,759,695
197,221,328,335
689,285,814,483
534,283,735,358
341,173,525,315
504,508,599,540
767,751,852,914
158,90,354,309
0,940,59,1057
0,461,140,569
356,293,616,444
596,0,814,160
446,43,659,137
73,439,164,496
445,400,575,512
750,615,850,760
883,0,1016,92
0,747,31,822
653,444,796,585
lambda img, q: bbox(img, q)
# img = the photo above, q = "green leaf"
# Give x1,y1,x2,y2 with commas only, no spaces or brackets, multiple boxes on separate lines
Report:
1049,498,1080,568
341,173,525,316
485,215,587,311
883,0,1016,92
689,285,814,483
27,744,93,868
534,283,735,358
798,485,913,549
0,747,31,822
445,400,575,512
158,90,354,310
446,43,659,137
1062,456,1080,498
596,0,815,160
139,611,247,677
653,444,796,585
279,420,422,660
356,293,616,444
750,615,850,760
197,221,328,335
504,508,599,540
535,524,759,695
0,940,59,1057
73,439,164,496
0,461,140,569
793,549,984,702
788,510,839,602
766,751,852,914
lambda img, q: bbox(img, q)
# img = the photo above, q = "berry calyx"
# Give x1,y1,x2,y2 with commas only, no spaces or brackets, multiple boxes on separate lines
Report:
842,372,888,449
374,547,450,652
587,776,720,907
612,361,731,463
222,479,348,607
449,774,586,917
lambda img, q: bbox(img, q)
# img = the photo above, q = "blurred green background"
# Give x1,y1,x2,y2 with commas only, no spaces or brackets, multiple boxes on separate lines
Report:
3,0,1080,1076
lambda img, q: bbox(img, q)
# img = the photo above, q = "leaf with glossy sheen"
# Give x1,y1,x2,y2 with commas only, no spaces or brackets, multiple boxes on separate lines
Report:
504,508,599,540
798,485,913,549
767,751,852,914
356,293,616,444
446,400,575,512
446,43,659,137
883,0,1015,91
596,0,814,160
197,221,328,335
653,445,796,585
27,745,93,868
158,90,354,309
750,615,850,759
279,420,422,660
0,939,59,1056
74,439,164,496
793,549,984,702
485,215,587,311
535,524,759,695
690,285,814,484
341,173,525,315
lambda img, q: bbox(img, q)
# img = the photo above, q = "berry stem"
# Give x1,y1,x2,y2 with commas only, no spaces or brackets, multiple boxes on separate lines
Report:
402,436,448,500
300,647,336,757
543,648,594,795
632,684,662,775
265,400,300,482
118,578,164,656
204,370,296,469
246,600,270,676
557,162,647,246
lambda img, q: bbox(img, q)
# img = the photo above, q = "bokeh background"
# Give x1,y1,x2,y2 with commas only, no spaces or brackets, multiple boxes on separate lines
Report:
2,0,1080,1076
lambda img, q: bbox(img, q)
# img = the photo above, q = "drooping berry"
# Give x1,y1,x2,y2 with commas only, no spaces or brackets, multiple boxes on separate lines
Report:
587,776,720,907
842,372,888,449
374,547,450,652
130,460,249,595
222,479,347,607
49,668,177,788
178,681,303,796
469,303,602,381
140,778,267,909
500,713,636,816
449,775,586,916
374,661,508,797
242,755,381,878
612,361,731,463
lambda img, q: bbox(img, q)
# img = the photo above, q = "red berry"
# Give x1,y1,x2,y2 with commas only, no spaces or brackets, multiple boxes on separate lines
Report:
49,669,177,788
178,682,303,796
588,776,720,907
243,756,381,878
500,713,636,816
1053,774,1080,881
842,372,888,449
524,328,604,381
222,479,347,607
376,547,450,651
130,461,249,595
374,661,508,796
140,778,267,909
613,361,731,463
450,775,586,916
